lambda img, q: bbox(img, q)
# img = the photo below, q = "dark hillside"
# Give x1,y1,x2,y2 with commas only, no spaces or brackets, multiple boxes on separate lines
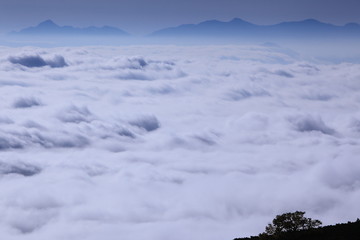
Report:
234,220,360,240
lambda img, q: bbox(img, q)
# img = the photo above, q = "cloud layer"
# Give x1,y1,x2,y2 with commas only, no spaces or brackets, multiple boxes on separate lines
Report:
0,45,359,240
8,55,68,68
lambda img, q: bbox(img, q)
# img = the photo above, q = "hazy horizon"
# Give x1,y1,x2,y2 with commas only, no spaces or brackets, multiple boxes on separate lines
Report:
3,17,360,37
0,0,360,35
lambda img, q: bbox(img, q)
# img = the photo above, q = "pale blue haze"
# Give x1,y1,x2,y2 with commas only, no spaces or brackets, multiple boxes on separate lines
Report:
0,0,359,35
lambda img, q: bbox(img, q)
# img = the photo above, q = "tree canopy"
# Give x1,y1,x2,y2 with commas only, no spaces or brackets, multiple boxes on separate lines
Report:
263,211,322,236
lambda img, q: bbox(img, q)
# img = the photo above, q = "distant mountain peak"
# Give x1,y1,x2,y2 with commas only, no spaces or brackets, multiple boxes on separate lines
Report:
37,19,58,27
11,20,129,36
279,18,326,26
230,18,252,24
302,18,321,23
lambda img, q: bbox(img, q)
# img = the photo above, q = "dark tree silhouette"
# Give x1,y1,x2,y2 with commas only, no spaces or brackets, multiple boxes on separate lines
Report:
234,219,360,240
262,211,322,236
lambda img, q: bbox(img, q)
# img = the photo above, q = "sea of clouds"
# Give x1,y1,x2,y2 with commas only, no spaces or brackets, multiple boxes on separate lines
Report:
0,44,359,240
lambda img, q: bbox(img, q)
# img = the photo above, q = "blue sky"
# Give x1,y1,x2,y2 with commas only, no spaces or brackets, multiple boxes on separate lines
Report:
1,0,359,35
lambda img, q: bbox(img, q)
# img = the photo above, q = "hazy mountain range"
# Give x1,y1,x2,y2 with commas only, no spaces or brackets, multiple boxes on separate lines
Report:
10,20,129,36
150,18,360,39
8,18,360,40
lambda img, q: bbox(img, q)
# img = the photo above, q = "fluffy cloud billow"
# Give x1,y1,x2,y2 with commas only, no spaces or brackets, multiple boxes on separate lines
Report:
8,55,68,68
0,45,359,240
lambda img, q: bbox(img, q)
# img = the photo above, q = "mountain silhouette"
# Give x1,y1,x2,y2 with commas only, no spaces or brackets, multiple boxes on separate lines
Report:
11,20,129,36
150,18,360,39
151,18,258,36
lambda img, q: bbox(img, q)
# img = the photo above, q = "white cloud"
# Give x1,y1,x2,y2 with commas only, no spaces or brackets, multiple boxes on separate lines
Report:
8,54,67,68
0,44,359,240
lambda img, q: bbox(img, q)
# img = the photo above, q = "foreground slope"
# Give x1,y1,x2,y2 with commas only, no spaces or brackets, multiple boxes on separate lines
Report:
234,220,360,240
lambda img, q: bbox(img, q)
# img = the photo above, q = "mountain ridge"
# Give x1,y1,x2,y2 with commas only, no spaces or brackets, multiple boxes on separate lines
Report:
10,20,129,36
8,18,360,39
150,18,360,38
